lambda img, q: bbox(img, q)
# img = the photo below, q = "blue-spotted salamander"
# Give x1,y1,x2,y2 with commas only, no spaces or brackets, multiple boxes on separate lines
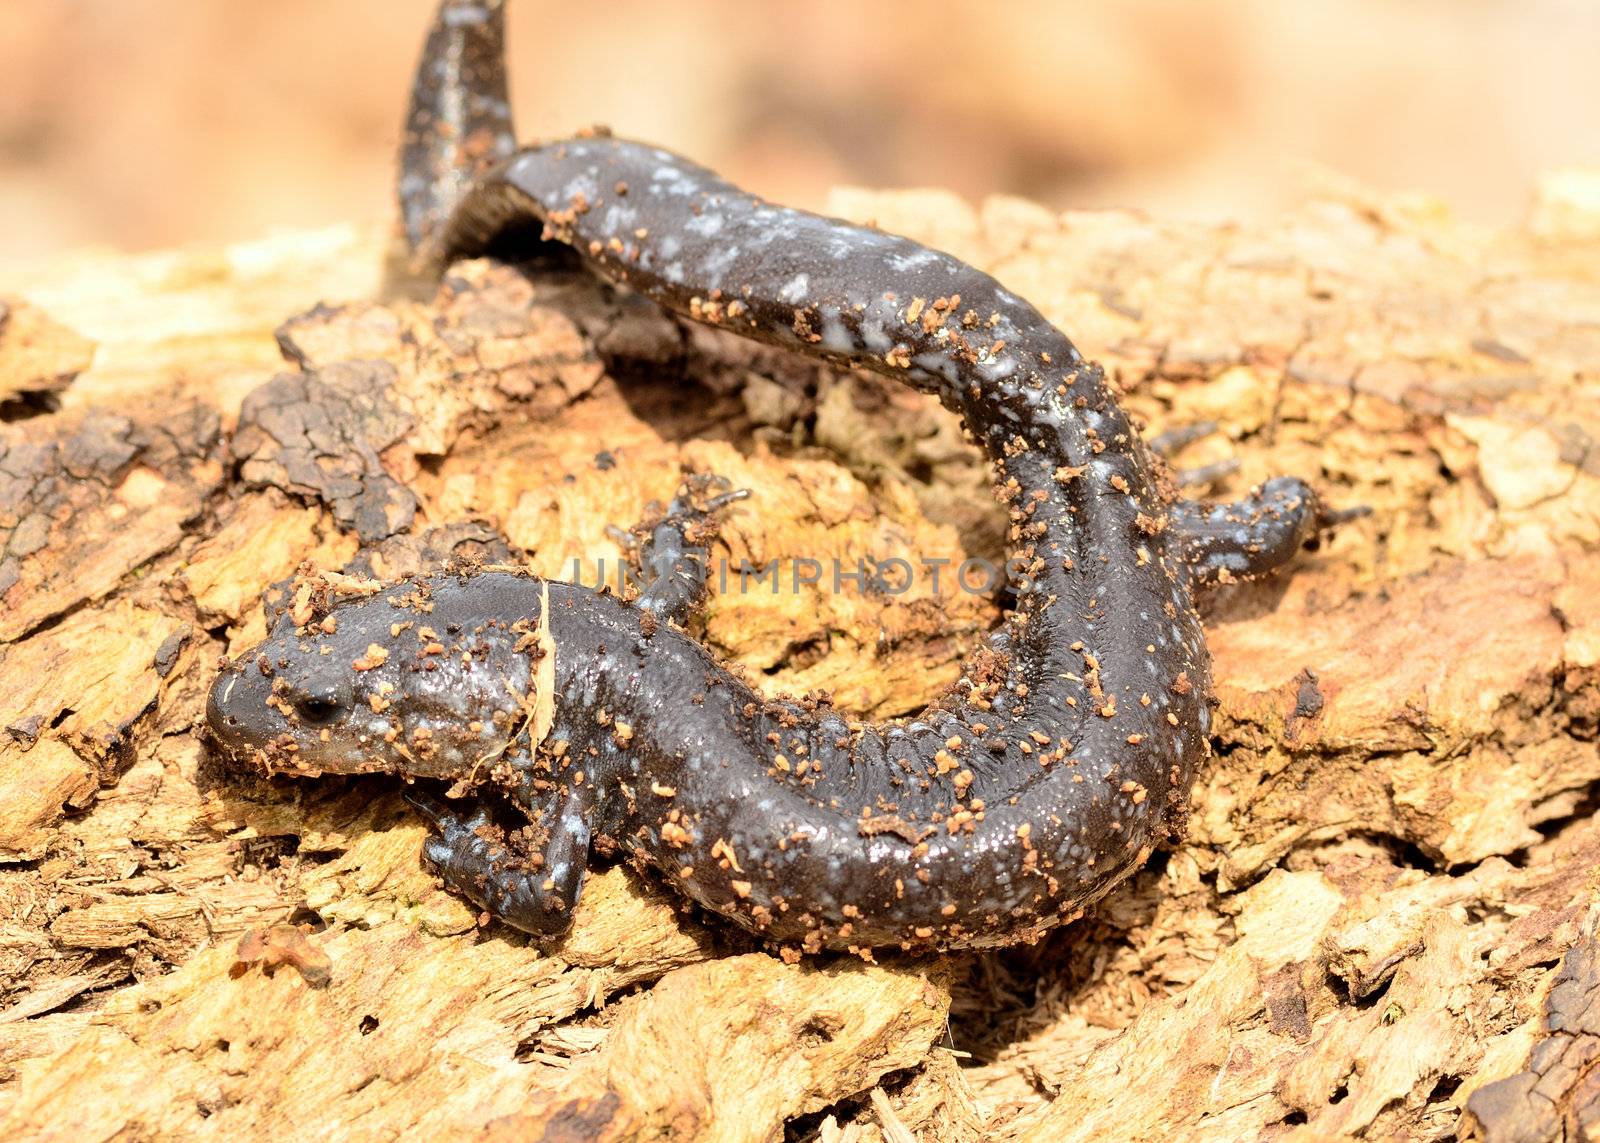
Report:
206,0,1356,954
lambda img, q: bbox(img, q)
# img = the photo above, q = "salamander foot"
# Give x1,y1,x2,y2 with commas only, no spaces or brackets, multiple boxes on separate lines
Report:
409,791,589,939
1173,475,1366,586
615,472,749,625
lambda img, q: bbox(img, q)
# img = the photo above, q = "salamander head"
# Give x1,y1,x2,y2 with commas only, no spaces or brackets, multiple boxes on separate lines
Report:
206,571,555,780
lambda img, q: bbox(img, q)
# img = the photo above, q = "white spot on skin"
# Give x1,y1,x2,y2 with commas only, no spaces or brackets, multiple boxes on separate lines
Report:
700,245,741,282
977,356,1018,382
912,352,959,383
818,308,855,354
827,238,854,261
602,204,639,234
887,248,942,272
560,171,601,204
860,321,892,352
777,273,810,304
441,6,489,28
650,164,700,197
685,212,725,236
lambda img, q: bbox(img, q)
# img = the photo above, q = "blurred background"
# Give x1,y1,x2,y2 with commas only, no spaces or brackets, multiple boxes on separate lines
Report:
2,0,1596,271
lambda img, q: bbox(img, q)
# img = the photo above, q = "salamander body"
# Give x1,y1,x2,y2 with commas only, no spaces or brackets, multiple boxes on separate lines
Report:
207,0,1348,954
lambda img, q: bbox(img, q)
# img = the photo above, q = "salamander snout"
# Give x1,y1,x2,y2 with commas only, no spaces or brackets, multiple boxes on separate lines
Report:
205,658,260,751
204,652,361,776
206,657,357,767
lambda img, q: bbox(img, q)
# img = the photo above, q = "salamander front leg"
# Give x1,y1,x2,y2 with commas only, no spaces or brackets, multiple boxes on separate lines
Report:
617,474,749,627
409,788,591,940
1172,475,1366,587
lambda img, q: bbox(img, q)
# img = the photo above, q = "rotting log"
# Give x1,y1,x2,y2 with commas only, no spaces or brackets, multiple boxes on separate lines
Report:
1,169,1599,1140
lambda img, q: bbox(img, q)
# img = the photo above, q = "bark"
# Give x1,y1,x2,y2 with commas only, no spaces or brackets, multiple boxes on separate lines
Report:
1,172,1598,1141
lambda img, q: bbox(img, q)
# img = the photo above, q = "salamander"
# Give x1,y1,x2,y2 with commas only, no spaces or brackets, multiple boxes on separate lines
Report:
205,0,1354,954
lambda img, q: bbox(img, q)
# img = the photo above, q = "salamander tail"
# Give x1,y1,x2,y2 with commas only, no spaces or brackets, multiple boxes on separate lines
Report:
399,0,516,268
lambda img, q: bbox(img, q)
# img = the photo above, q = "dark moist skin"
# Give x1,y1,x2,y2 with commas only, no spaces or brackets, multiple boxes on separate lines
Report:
208,0,1353,955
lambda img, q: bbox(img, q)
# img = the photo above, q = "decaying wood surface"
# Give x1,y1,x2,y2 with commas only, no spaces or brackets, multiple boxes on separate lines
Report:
1,165,1598,1141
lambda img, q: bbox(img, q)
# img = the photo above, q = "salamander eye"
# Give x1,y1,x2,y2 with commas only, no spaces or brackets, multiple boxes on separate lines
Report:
293,693,345,726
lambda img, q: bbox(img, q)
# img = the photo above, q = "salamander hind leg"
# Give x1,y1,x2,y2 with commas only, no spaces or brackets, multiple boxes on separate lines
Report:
1172,475,1364,587
1146,419,1240,489
1148,420,1221,458
409,789,591,939
620,473,749,627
